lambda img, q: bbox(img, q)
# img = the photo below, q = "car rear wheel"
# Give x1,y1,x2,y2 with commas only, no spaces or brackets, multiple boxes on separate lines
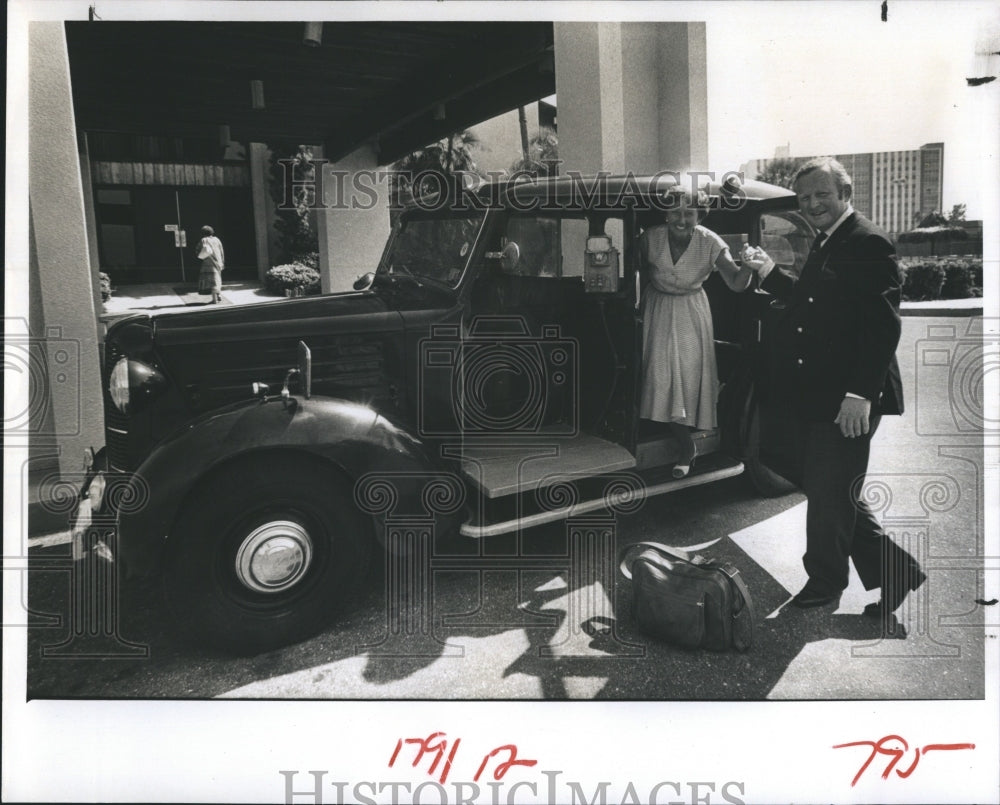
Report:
163,455,371,655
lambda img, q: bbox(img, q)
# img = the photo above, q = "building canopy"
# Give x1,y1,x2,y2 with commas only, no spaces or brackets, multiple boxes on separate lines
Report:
65,21,555,165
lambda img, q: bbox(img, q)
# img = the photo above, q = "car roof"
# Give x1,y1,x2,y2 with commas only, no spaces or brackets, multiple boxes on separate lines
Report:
394,171,795,213
480,172,795,203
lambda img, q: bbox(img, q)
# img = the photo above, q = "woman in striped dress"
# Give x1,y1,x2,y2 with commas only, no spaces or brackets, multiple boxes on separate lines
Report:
638,187,755,477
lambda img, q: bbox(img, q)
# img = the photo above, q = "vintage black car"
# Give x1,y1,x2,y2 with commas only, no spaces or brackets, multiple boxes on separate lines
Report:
81,172,814,654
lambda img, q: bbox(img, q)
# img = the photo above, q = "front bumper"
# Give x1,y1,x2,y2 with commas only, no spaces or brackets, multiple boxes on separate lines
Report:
71,450,116,566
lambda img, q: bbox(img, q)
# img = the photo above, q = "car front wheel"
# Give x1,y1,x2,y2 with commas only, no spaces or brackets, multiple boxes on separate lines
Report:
163,455,371,655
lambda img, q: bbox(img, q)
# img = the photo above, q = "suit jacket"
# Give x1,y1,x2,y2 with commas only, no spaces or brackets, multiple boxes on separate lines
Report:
760,211,904,423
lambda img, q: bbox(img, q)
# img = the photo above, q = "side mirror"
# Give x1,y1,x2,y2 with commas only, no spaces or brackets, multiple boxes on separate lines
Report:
485,241,521,273
353,272,375,290
500,241,521,273
297,340,312,399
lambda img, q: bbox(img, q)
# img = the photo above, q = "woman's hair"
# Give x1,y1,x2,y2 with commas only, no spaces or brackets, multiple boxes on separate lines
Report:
200,225,215,236
660,186,711,219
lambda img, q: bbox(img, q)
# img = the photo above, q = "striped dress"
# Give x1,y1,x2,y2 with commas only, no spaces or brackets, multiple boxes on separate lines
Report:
638,224,727,429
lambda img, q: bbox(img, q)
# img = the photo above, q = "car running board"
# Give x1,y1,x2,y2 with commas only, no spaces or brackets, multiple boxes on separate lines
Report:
459,460,745,538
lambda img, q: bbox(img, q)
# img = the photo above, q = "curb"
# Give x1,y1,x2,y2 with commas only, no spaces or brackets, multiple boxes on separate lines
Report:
900,304,982,317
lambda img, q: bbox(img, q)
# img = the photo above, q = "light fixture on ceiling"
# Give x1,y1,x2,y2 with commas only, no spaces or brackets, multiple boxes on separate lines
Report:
303,22,323,47
250,80,265,110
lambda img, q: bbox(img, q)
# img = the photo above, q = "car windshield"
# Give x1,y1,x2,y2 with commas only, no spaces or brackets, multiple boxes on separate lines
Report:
379,211,485,287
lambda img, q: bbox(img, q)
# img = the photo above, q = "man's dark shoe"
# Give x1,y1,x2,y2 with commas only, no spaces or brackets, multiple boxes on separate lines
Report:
790,588,841,608
864,568,927,617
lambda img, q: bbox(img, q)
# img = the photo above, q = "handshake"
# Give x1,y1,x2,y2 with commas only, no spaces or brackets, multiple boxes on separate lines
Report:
739,244,775,274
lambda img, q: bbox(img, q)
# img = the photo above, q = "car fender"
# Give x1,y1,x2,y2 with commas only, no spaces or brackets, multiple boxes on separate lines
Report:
116,395,466,577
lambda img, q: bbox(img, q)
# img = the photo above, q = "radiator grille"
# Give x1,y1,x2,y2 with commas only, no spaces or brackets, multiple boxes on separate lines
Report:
102,341,131,471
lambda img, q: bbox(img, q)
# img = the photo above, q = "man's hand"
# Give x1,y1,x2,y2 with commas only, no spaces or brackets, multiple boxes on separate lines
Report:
835,396,871,438
740,244,775,274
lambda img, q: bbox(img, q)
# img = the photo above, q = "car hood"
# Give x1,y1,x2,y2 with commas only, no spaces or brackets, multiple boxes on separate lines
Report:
148,290,404,347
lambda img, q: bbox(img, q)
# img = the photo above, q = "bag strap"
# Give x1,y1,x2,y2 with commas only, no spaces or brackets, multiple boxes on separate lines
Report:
618,541,691,580
719,563,756,651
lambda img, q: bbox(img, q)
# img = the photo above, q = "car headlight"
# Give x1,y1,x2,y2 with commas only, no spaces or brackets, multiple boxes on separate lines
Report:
110,357,130,413
109,357,166,414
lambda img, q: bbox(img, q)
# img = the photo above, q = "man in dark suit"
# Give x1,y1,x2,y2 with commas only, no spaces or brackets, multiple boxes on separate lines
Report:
745,156,924,625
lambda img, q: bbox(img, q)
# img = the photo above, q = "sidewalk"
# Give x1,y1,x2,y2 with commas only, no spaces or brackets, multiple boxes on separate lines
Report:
899,296,984,316
100,280,286,323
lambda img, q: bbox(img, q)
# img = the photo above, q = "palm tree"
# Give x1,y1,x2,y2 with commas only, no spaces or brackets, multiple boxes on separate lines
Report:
391,130,483,203
507,127,559,178
754,157,804,190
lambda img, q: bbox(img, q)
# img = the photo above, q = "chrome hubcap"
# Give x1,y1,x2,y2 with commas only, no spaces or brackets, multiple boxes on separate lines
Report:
234,520,313,594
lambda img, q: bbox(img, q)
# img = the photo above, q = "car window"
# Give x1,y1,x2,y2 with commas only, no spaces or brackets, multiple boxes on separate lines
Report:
560,216,625,280
760,212,813,278
499,214,627,282
504,215,560,277
382,211,484,286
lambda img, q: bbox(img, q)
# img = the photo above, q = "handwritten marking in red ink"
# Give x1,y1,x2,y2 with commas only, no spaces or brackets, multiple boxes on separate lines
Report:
473,744,539,782
388,732,462,784
389,735,538,785
833,734,975,787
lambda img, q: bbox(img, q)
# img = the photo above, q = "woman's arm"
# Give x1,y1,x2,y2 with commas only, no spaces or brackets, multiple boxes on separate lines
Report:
714,248,754,292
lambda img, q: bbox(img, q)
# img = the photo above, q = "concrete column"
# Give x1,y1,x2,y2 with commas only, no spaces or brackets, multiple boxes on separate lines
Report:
77,131,104,323
28,22,104,481
249,142,273,281
553,21,708,175
316,143,390,293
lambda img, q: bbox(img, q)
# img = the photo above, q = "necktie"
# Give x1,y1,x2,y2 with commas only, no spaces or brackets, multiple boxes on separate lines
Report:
801,231,827,281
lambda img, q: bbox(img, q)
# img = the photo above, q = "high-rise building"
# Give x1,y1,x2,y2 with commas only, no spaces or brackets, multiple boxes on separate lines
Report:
743,143,944,236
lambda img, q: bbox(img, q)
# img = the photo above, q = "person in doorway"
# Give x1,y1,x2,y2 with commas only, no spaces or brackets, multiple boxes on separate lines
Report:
196,225,225,304
639,186,755,478
743,156,924,626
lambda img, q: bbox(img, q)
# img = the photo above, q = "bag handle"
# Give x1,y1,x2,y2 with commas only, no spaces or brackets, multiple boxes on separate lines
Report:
719,562,756,651
618,541,692,580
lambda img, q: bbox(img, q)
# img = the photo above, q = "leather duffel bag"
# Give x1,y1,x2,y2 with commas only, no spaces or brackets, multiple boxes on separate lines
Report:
618,541,755,651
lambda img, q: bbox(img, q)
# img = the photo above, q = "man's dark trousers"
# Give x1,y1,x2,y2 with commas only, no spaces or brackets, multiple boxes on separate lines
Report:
764,410,918,596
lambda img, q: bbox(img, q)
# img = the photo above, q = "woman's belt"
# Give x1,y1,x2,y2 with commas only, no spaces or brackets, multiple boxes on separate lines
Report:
648,284,704,297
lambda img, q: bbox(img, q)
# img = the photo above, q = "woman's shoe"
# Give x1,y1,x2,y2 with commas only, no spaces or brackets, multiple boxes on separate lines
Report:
672,460,693,479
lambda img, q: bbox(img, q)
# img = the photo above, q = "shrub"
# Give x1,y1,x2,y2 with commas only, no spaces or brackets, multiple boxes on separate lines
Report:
901,261,945,301
264,263,321,296
99,272,113,301
939,259,975,299
899,256,982,300
296,251,319,270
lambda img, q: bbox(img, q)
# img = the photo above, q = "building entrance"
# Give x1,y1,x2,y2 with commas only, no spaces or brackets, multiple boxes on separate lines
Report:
95,185,256,284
